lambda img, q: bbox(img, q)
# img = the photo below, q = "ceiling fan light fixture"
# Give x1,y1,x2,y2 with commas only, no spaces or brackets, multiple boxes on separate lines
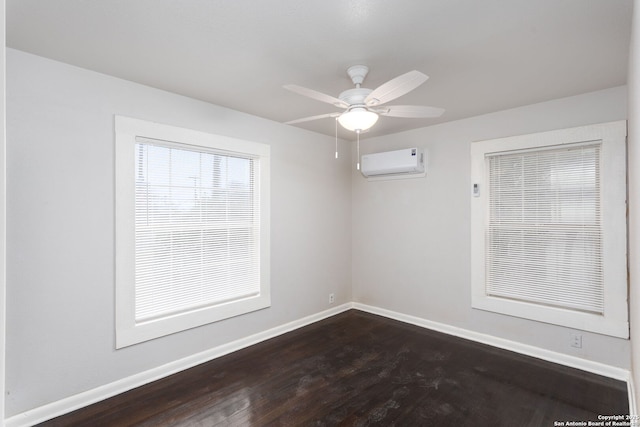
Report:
338,107,379,131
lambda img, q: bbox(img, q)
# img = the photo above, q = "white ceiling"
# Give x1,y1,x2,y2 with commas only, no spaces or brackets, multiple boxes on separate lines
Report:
6,0,633,140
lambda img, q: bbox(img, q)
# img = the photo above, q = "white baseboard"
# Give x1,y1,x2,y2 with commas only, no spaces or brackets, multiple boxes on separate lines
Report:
629,376,638,418
353,303,631,382
353,303,639,417
356,303,636,417
5,303,352,427
7,303,634,426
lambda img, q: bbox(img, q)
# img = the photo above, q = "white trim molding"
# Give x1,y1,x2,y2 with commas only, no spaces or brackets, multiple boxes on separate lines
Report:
6,303,633,426
470,120,629,338
115,115,272,348
355,304,635,415
5,304,352,427
353,303,631,381
629,376,638,420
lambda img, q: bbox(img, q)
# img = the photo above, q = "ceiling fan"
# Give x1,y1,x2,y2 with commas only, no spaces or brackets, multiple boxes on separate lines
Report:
284,65,444,133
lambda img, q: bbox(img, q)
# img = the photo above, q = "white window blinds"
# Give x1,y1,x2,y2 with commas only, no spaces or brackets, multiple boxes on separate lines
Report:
134,139,260,323
486,143,603,314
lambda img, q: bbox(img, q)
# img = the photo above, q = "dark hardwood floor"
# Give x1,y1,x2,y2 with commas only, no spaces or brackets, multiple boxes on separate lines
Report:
38,310,629,426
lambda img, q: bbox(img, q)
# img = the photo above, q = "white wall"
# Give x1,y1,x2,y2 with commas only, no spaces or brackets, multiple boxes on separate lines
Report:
352,86,630,369
1,1,6,425
5,45,633,420
628,0,640,412
5,48,352,417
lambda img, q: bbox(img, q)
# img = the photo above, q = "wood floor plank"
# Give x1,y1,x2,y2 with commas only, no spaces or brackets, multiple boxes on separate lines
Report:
36,310,629,426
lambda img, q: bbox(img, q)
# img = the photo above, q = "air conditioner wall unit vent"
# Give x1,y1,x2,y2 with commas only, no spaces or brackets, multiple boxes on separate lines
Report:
360,148,426,177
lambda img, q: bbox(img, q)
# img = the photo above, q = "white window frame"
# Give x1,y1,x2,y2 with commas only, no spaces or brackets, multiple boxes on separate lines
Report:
115,116,270,348
470,120,628,338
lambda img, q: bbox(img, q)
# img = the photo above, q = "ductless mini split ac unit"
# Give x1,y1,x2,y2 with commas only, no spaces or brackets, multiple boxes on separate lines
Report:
360,147,426,178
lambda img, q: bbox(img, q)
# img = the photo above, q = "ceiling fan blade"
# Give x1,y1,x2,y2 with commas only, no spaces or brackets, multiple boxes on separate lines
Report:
365,71,428,106
285,112,340,125
375,105,445,118
283,84,349,108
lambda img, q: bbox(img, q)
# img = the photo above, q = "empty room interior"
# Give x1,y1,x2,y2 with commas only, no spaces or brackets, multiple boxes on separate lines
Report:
5,0,640,426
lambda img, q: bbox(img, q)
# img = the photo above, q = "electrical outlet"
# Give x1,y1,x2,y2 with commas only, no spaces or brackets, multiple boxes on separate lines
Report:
329,293,335,304
570,333,582,348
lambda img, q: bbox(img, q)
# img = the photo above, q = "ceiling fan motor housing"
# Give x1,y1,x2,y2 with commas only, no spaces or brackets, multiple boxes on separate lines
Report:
339,87,373,108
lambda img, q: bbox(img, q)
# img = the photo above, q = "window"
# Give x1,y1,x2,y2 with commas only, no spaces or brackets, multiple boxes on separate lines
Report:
470,121,627,338
115,116,270,348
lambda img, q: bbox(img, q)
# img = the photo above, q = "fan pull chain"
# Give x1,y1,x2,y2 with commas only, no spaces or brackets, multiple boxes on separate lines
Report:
335,118,339,159
356,130,361,170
